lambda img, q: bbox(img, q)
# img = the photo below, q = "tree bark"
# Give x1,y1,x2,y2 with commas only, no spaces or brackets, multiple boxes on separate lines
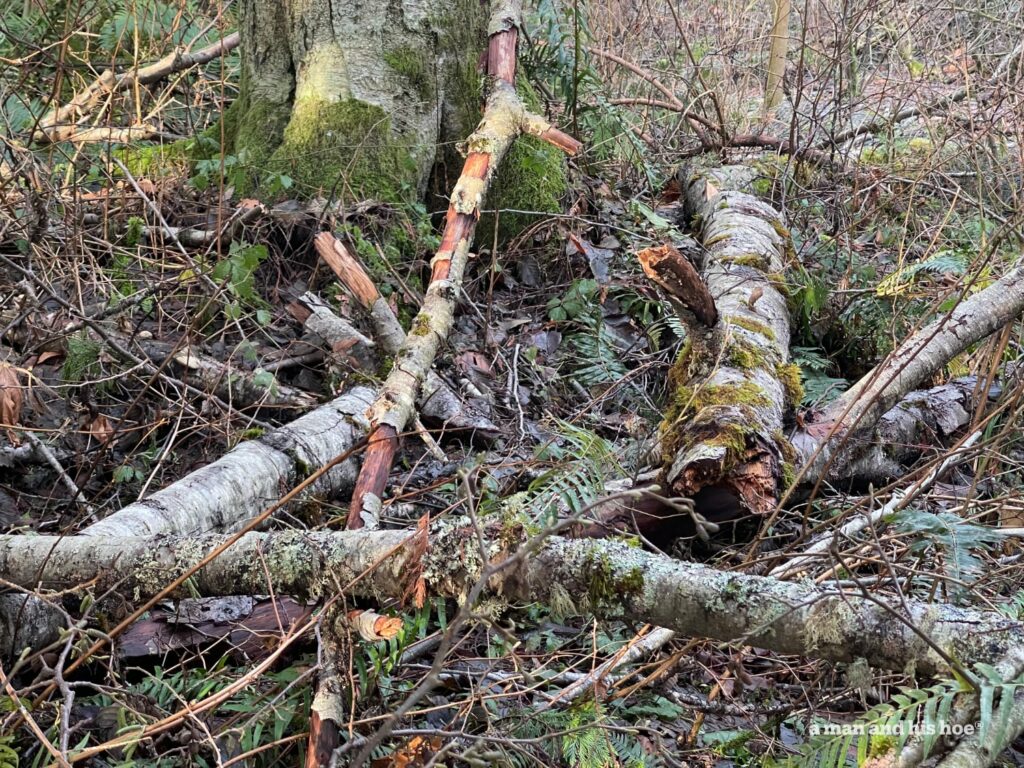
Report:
2,528,1021,679
794,262,1024,482
651,166,800,529
231,0,484,200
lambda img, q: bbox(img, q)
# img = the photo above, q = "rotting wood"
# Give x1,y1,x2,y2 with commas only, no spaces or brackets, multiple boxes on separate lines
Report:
647,165,798,530
637,241,718,327
346,0,580,530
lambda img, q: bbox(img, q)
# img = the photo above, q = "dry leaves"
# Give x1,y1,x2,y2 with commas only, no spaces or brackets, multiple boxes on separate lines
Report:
86,413,115,444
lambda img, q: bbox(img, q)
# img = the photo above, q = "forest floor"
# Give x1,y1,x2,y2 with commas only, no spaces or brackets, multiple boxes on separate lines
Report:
1,1,1024,766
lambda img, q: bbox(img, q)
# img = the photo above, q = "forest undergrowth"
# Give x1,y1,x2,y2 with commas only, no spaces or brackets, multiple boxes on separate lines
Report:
1,0,1024,765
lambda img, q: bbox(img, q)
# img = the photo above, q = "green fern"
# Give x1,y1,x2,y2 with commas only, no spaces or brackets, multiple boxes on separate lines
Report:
0,735,16,768
892,509,1002,596
778,664,1024,767
791,346,849,406
527,419,624,524
62,333,104,384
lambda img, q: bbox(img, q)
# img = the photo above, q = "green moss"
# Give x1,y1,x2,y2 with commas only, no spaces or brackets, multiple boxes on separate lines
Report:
668,339,693,390
259,97,420,201
384,45,435,101
780,460,797,489
721,252,770,269
660,379,771,464
703,422,751,465
410,315,432,337
234,98,291,184
752,176,773,196
480,133,567,243
776,361,804,407
765,271,790,296
725,337,769,371
581,550,644,611
478,77,567,243
727,314,776,341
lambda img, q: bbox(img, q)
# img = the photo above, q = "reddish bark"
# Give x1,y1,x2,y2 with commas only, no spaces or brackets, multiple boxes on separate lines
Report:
637,244,718,326
346,425,399,529
306,710,340,768
346,24,521,531
538,126,583,155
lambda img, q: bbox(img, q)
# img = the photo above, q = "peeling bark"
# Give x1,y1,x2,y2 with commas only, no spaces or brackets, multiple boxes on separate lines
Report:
835,375,1001,486
314,232,498,436
347,2,579,528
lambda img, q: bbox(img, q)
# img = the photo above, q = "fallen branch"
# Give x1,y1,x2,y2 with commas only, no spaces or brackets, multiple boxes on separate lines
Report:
33,32,240,144
137,338,317,410
1,527,1021,679
314,233,498,436
346,0,580,529
794,260,1024,481
772,430,983,578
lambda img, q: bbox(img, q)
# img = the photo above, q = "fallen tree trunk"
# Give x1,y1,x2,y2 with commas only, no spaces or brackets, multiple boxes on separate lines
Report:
1,527,1020,678
84,387,372,538
645,165,800,528
794,261,1024,482
0,386,371,656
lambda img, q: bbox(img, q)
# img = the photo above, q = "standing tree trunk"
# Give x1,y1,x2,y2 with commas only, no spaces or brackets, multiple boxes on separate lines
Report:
765,0,791,112
230,0,484,201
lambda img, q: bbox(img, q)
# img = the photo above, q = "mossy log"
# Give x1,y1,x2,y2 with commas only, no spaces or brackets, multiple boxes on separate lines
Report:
649,165,799,529
2,526,1022,679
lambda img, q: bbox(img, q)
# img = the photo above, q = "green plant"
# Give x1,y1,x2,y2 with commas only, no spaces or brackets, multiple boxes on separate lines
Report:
61,333,104,385
503,700,658,768
776,663,1024,767
546,279,633,389
892,509,1002,597
791,346,848,406
212,241,271,322
0,735,17,768
354,600,447,702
